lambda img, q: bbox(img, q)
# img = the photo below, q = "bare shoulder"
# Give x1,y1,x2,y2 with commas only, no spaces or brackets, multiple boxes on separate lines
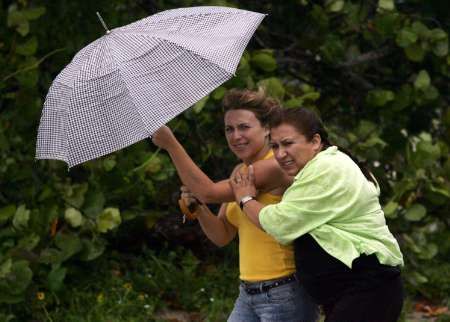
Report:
251,158,293,190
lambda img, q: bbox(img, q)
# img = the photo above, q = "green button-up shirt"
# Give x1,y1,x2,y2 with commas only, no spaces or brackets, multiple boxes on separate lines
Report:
259,146,404,269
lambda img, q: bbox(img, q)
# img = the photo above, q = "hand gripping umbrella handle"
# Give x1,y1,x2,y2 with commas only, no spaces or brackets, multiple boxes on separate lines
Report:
178,198,203,221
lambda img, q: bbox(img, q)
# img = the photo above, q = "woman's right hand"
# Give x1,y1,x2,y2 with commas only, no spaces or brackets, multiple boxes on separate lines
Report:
180,185,202,213
151,125,176,150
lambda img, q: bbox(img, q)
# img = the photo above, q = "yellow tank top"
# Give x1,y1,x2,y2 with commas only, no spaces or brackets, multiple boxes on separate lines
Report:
225,151,295,282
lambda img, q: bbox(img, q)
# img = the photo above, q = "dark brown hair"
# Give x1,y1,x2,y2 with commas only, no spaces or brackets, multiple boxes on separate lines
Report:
269,107,375,184
222,88,280,127
269,107,332,148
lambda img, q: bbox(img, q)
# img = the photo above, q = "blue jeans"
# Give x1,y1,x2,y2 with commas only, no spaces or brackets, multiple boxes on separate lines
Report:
228,280,319,322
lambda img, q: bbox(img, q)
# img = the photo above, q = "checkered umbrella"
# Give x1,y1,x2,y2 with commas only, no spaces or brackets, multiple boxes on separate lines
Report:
36,6,265,168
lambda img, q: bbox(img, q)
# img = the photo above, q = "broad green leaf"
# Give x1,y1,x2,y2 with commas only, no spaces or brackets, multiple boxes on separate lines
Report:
284,97,304,109
39,248,64,265
211,86,226,101
396,29,418,48
411,21,430,39
55,232,83,260
424,185,450,205
145,155,162,174
430,28,448,41
15,37,38,56
7,7,29,36
17,234,40,251
418,132,432,142
378,0,395,11
405,204,427,221
320,35,346,62
79,238,106,261
310,4,330,30
416,136,441,161
326,0,345,12
103,158,116,171
16,22,29,37
63,183,88,209
423,85,439,101
64,208,84,228
96,208,121,233
372,12,399,38
22,7,46,20
15,66,39,89
193,95,209,113
83,190,105,217
383,201,398,218
47,265,66,292
356,120,377,138
0,259,12,278
414,70,430,89
410,271,428,284
366,89,395,107
299,92,321,102
405,43,425,62
392,85,413,111
257,77,285,100
251,52,277,72
417,243,438,260
0,260,32,297
433,39,449,57
12,205,30,230
0,205,16,226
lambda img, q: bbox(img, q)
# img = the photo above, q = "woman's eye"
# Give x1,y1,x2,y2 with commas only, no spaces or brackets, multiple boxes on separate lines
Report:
225,127,233,133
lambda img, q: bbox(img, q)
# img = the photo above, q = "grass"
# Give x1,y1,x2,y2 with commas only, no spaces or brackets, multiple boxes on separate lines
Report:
21,245,237,322
1,243,449,322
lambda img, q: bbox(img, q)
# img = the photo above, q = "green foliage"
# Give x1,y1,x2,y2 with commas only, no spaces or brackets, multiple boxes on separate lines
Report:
0,0,449,313
1,247,238,321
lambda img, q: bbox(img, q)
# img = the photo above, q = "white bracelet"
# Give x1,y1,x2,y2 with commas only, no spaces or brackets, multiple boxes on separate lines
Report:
239,195,255,209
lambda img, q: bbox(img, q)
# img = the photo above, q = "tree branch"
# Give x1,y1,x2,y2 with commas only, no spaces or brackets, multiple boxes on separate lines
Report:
2,47,66,83
337,47,391,68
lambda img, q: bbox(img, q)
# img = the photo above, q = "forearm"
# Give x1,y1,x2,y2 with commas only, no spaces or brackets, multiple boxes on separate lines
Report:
195,205,235,247
166,141,234,203
242,200,265,229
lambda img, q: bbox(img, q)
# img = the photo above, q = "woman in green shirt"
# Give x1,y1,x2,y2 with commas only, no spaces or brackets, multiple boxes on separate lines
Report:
230,107,404,322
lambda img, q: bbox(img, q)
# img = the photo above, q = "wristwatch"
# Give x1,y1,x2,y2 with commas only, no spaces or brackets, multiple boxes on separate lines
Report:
239,195,255,210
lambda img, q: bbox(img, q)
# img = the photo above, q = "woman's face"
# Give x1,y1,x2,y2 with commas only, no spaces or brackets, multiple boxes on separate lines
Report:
269,123,322,176
224,109,269,164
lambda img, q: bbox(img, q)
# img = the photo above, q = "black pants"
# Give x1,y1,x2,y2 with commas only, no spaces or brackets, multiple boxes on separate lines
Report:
323,275,403,322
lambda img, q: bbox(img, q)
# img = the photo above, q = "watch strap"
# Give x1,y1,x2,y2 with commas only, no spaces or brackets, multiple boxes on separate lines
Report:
239,195,255,210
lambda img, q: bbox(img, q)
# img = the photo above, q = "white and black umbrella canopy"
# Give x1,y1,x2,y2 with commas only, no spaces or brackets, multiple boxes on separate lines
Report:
36,6,265,167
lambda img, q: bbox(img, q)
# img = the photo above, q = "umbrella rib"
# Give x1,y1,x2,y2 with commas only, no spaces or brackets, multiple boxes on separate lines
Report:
114,32,236,75
103,36,151,137
120,10,246,32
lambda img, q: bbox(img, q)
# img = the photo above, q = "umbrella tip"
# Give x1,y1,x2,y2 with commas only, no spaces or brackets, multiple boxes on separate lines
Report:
96,11,110,34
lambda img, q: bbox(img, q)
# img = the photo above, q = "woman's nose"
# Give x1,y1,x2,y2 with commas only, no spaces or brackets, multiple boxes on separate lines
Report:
275,148,286,159
230,130,242,140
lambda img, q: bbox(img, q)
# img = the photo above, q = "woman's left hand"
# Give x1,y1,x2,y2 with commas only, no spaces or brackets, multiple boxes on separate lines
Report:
151,125,176,150
229,165,257,202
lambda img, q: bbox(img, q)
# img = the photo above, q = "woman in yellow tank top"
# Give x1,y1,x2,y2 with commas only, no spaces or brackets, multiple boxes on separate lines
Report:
152,88,318,322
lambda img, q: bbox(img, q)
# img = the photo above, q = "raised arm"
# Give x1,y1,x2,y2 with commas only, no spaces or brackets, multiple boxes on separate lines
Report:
152,125,292,203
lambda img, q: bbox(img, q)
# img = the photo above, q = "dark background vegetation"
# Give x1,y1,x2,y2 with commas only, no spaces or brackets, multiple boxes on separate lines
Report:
0,0,449,320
